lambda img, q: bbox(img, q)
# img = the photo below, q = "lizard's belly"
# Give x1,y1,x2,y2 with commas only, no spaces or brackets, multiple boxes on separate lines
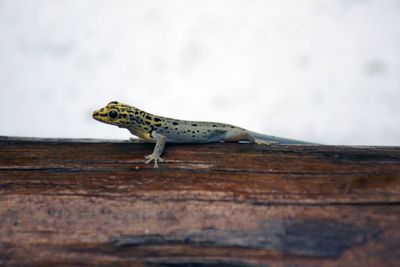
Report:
163,129,227,143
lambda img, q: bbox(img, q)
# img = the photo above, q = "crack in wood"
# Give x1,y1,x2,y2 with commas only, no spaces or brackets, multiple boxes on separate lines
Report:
111,219,376,258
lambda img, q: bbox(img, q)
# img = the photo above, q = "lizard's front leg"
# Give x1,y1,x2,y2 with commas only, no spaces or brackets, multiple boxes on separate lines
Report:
145,131,166,168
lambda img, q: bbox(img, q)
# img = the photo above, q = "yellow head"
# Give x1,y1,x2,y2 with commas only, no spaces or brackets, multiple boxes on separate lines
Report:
92,101,135,128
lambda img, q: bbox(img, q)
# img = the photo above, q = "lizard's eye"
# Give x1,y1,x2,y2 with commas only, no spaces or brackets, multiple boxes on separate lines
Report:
108,110,119,119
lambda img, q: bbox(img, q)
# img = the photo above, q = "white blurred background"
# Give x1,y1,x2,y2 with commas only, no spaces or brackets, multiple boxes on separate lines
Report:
0,0,399,145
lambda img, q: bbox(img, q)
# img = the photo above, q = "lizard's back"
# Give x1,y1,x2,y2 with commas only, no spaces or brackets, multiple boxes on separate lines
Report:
151,118,246,143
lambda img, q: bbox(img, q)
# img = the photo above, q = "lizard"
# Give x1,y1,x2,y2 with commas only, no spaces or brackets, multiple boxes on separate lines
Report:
93,101,313,168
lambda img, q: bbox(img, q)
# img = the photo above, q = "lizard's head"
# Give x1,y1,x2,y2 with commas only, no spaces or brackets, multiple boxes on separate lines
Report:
92,101,133,128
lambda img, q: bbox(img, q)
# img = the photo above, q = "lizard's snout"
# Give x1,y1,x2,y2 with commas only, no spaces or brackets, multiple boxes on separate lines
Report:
92,110,102,120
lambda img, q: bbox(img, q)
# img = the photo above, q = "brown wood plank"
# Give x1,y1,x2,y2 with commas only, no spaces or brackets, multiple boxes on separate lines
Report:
0,136,399,266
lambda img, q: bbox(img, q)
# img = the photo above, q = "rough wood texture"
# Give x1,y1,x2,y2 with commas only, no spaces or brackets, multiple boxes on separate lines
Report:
0,136,399,266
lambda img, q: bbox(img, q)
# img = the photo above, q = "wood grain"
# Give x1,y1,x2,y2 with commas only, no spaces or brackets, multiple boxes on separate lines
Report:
0,136,399,266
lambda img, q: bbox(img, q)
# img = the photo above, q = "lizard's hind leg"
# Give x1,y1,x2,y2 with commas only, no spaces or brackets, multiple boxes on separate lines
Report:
224,130,277,145
222,129,255,143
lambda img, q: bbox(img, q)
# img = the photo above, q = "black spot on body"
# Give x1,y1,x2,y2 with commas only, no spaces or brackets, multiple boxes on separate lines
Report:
212,125,217,127
191,124,197,127
164,126,169,130
145,115,152,120
154,117,162,122
172,122,179,126
130,117,140,124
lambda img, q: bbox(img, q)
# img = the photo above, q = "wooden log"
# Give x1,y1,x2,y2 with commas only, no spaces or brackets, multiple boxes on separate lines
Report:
0,136,399,266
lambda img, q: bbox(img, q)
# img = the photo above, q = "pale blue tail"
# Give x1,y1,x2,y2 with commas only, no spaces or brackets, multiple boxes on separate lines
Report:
250,131,316,145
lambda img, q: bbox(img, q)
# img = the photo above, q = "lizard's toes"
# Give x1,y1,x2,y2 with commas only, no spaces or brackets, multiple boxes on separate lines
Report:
144,154,165,168
255,139,277,145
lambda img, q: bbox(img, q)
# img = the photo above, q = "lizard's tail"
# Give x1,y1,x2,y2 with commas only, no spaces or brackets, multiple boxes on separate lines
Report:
249,131,316,145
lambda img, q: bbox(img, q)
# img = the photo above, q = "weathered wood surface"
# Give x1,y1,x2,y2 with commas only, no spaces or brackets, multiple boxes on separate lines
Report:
0,136,399,267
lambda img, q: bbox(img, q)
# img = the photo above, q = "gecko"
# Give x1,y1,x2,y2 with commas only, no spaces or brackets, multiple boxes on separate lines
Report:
93,101,313,168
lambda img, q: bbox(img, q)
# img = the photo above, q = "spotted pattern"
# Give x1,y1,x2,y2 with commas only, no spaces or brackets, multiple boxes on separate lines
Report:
92,101,247,143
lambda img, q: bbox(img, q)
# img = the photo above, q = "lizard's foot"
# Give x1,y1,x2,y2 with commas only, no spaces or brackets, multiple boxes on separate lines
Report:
145,154,165,168
255,139,277,145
